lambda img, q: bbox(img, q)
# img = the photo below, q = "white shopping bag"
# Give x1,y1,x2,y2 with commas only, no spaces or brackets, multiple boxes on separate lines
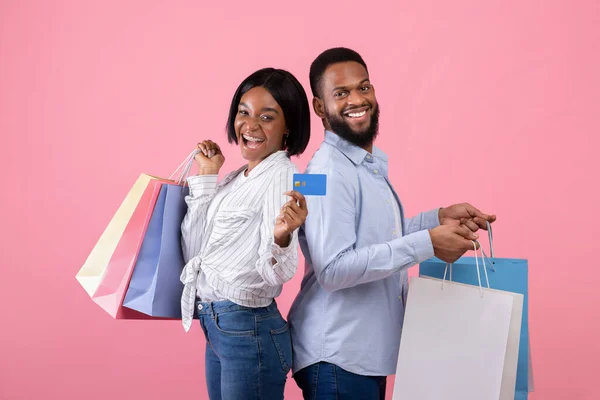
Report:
528,336,535,393
393,244,524,400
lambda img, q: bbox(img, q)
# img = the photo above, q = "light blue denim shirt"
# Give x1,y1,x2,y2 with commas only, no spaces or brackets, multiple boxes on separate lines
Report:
288,131,440,376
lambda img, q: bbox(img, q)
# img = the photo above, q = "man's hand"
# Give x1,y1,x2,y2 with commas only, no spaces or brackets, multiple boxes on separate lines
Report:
439,203,496,232
429,224,479,263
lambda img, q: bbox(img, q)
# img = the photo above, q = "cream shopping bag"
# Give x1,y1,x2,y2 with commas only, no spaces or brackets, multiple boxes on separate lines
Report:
76,151,198,298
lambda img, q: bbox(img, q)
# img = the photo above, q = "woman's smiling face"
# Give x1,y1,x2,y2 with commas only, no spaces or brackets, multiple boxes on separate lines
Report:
234,86,287,170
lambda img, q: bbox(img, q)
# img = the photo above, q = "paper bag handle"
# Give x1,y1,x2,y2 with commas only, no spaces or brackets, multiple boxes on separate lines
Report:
486,220,494,259
442,241,490,297
477,221,496,272
170,149,202,186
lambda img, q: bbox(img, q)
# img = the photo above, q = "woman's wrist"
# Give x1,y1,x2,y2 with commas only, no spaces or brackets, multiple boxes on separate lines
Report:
197,167,219,175
273,233,291,248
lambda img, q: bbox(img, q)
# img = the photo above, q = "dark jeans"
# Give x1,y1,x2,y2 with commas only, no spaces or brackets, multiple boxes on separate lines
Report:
294,362,387,399
196,299,292,400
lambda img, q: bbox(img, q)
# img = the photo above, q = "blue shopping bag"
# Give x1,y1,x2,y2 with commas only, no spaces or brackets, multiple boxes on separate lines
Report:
419,230,531,400
123,183,189,318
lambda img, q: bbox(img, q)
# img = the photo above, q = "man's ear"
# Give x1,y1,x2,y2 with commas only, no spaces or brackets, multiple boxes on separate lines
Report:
312,97,325,119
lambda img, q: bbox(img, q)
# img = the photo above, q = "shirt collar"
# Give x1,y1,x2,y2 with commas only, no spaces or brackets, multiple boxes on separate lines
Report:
324,130,388,165
246,150,289,179
219,150,289,187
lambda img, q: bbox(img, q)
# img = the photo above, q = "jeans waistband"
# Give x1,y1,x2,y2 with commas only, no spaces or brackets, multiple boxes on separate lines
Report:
194,298,277,316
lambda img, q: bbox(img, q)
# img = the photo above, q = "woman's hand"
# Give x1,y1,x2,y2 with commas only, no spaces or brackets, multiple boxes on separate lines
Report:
273,191,308,247
194,140,225,175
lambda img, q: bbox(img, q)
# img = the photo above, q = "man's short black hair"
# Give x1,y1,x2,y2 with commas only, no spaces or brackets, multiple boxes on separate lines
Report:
309,47,369,98
226,68,311,156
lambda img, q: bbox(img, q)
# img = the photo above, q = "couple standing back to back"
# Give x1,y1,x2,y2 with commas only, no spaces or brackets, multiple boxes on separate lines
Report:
180,47,496,400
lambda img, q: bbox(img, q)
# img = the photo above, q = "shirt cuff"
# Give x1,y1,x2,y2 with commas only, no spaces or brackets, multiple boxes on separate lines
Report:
271,234,294,254
187,175,218,197
404,229,435,264
420,208,441,230
270,234,298,266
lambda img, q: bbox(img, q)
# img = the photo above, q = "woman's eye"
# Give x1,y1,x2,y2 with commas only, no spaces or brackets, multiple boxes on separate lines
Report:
238,110,249,115
261,115,273,121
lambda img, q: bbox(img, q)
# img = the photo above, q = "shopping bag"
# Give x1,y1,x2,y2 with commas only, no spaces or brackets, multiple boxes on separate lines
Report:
122,182,189,318
78,150,199,318
393,244,524,400
419,225,532,399
91,178,164,318
76,174,156,296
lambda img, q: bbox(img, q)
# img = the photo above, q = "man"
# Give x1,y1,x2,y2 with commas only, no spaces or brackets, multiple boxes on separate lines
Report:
288,48,496,399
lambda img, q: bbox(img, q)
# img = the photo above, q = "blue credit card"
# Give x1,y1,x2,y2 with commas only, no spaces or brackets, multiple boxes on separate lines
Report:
293,174,327,196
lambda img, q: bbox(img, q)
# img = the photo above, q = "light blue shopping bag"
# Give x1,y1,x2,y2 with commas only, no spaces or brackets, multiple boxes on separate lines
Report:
123,183,189,318
419,227,532,399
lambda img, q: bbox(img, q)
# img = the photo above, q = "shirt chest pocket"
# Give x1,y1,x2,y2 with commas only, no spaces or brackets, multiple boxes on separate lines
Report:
205,208,258,252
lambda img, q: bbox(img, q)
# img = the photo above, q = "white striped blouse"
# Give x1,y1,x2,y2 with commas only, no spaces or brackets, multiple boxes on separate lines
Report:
180,150,299,331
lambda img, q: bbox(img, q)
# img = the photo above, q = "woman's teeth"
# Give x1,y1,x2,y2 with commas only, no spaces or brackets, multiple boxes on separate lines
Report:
243,134,265,143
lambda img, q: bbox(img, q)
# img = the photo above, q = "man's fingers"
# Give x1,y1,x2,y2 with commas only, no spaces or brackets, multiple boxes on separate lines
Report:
473,214,497,229
457,238,479,252
471,217,487,230
488,214,497,223
454,224,479,240
466,204,495,222
465,204,485,219
461,218,480,232
466,204,496,223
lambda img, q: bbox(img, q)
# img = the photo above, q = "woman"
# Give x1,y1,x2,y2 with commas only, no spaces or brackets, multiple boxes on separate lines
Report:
180,68,311,400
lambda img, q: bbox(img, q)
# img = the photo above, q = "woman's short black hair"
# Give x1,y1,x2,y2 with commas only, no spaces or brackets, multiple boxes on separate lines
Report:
226,68,311,156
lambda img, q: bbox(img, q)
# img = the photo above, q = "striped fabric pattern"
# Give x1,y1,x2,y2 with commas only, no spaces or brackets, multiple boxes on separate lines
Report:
180,151,299,332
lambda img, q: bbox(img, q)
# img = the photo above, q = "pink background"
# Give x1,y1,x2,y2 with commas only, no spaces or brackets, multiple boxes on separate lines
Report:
1,0,598,399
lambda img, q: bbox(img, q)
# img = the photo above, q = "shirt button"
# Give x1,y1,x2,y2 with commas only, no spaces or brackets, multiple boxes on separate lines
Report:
393,230,397,235
373,169,379,174
197,304,204,311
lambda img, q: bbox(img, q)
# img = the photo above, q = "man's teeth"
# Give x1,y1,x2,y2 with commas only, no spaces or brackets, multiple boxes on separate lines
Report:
346,110,367,118
243,134,265,142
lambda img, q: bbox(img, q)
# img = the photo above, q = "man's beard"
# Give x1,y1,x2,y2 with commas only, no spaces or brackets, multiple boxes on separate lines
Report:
325,104,380,148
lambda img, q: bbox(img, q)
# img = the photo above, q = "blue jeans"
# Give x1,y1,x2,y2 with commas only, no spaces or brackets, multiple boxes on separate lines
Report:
195,299,292,400
293,362,387,400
